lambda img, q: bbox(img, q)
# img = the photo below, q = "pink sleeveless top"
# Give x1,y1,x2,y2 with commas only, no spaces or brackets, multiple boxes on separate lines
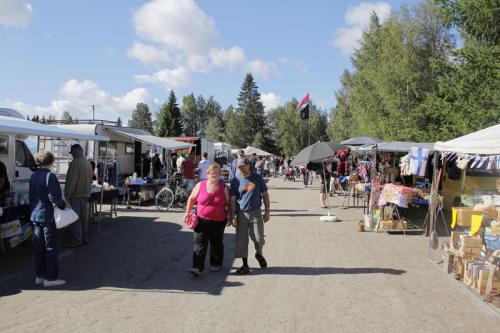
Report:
197,180,227,222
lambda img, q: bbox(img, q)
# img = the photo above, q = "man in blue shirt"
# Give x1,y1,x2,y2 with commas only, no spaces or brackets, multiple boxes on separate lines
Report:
230,158,270,275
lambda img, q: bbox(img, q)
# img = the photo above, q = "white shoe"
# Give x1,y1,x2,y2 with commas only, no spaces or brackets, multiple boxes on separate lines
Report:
189,268,201,277
35,277,45,285
43,279,66,287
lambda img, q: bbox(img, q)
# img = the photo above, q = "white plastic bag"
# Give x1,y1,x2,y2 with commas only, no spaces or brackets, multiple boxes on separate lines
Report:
46,172,78,229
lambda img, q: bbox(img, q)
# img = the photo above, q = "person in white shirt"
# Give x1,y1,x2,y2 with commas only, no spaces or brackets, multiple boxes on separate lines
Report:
197,152,211,180
176,154,185,172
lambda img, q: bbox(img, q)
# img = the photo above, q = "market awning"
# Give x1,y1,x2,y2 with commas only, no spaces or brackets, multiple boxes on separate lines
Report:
108,128,194,150
377,141,435,153
435,124,500,155
0,116,109,141
244,146,273,156
341,136,381,146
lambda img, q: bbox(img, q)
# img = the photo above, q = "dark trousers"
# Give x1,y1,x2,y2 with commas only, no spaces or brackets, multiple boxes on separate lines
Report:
33,221,59,280
303,172,309,185
70,197,89,242
193,218,226,271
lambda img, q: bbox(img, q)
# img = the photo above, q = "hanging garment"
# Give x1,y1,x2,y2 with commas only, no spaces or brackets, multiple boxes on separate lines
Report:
399,153,410,176
409,147,430,176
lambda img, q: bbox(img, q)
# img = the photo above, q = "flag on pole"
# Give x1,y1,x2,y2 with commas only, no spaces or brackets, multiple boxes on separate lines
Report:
296,93,310,120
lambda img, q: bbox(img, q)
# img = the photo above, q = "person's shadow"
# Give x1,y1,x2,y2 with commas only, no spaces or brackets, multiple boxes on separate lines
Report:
0,215,405,298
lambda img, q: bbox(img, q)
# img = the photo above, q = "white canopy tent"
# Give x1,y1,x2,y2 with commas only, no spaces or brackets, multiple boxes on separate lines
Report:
0,116,109,141
244,146,273,156
434,124,500,154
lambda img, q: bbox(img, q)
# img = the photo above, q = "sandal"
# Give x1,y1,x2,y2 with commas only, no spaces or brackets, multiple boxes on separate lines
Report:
255,253,268,268
235,265,250,275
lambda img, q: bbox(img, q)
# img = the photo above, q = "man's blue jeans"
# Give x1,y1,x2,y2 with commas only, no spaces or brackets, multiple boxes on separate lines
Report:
33,221,59,280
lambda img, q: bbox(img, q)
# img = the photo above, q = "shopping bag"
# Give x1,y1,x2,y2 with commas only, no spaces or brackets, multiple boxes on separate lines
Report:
186,213,199,230
46,172,78,229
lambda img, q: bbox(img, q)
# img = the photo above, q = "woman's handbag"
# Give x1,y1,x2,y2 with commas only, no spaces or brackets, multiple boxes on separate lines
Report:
186,213,198,230
46,172,79,229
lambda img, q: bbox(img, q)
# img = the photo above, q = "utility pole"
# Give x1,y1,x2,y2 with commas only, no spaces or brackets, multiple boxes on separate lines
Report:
92,104,95,122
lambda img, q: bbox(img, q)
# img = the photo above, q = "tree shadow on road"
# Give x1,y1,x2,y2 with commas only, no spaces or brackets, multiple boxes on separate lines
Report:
246,267,406,276
0,216,240,298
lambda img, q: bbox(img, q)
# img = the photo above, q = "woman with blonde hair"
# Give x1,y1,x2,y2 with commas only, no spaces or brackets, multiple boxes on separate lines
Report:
184,163,230,276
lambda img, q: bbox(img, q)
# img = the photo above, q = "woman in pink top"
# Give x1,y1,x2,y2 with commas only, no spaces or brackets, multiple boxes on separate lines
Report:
184,163,230,276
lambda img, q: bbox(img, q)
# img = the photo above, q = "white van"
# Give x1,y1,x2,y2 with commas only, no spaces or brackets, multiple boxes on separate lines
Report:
0,108,37,195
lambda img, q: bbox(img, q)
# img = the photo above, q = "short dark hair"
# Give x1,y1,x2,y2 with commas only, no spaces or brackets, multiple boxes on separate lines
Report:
36,150,55,166
203,152,208,158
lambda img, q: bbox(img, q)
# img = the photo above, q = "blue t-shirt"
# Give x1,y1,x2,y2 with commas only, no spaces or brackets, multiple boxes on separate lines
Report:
230,172,268,211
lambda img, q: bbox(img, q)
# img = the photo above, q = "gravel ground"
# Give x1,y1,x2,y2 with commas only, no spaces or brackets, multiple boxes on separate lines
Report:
0,177,499,332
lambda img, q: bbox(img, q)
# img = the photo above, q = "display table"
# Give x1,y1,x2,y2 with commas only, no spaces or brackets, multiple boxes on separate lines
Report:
123,180,166,207
89,188,119,221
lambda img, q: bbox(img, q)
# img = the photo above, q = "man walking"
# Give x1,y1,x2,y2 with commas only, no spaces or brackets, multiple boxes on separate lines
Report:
230,158,270,275
197,152,211,180
65,144,93,247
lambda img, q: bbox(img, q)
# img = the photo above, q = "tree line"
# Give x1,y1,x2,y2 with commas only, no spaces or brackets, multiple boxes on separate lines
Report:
128,72,330,155
328,0,499,142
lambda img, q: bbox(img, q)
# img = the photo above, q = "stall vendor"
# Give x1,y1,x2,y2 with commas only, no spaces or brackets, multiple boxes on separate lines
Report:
152,153,161,179
142,153,151,178
0,160,10,198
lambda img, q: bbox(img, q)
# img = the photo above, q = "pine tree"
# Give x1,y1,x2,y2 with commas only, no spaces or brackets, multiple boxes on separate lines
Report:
196,95,208,136
61,111,73,124
116,117,122,127
181,93,199,136
236,73,269,149
223,105,244,147
128,102,153,133
157,90,183,137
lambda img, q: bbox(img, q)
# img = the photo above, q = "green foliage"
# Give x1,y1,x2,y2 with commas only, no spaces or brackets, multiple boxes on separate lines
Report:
128,102,153,133
223,105,243,147
181,93,199,136
236,73,272,150
61,111,74,123
157,90,183,137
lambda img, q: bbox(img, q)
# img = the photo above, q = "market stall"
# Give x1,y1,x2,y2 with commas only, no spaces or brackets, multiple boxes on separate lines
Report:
0,113,109,253
429,124,500,307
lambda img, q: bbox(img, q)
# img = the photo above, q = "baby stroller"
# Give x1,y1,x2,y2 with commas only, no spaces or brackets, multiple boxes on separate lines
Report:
284,167,296,181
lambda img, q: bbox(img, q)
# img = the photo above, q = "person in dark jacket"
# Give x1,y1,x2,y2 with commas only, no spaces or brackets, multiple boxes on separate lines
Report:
65,144,92,247
30,151,69,287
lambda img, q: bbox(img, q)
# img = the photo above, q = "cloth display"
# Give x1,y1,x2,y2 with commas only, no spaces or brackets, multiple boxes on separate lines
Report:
409,147,430,176
378,183,413,208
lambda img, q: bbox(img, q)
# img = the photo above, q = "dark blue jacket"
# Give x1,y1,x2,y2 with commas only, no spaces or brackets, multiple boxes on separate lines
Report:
29,169,66,223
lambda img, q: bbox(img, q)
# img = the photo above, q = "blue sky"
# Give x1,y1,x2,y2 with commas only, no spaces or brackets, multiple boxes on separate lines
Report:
0,0,416,122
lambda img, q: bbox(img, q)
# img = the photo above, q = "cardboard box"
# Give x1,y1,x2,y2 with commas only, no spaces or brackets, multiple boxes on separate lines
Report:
378,220,407,231
463,261,500,294
450,232,482,257
454,207,498,227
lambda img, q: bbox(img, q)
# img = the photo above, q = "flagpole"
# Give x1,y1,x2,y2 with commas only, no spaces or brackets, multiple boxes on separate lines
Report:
308,93,311,146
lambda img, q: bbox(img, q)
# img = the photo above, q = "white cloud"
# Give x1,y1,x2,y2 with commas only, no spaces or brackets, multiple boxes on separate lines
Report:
210,47,246,71
127,42,172,67
330,1,391,55
247,59,279,79
3,79,156,122
261,92,282,111
133,0,218,55
279,57,308,72
135,67,192,90
129,0,280,90
0,0,32,27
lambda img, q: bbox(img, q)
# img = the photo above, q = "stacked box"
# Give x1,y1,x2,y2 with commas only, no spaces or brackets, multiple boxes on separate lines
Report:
463,261,500,294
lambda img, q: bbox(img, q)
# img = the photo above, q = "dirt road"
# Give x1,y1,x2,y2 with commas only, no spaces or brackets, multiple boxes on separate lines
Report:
1,177,498,332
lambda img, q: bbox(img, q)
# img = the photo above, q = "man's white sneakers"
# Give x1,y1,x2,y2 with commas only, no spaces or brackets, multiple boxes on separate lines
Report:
35,277,45,285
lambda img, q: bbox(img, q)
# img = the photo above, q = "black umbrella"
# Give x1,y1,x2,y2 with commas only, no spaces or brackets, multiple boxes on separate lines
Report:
291,142,347,166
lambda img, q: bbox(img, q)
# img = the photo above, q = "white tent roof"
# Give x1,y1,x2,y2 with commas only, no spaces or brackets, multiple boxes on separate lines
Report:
435,124,500,155
0,116,109,141
109,128,195,150
244,146,273,156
